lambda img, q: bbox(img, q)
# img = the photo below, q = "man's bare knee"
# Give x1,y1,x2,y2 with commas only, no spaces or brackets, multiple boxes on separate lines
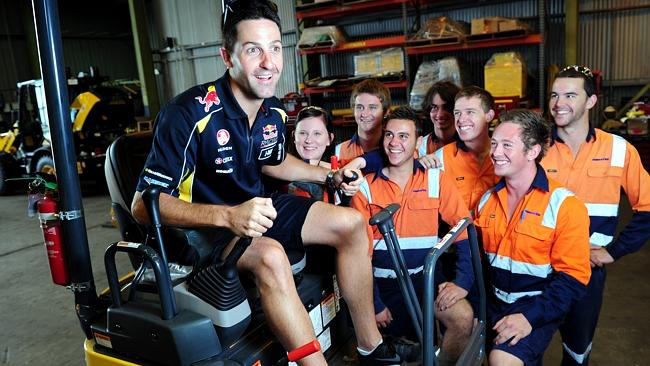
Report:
489,350,524,366
336,206,365,236
247,240,294,292
436,300,473,333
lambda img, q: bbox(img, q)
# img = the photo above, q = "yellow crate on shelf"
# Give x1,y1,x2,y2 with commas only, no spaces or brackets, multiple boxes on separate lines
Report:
484,52,527,98
354,48,404,77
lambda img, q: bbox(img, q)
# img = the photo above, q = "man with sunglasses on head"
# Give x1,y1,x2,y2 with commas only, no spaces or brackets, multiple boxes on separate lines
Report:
543,65,650,365
132,1,409,364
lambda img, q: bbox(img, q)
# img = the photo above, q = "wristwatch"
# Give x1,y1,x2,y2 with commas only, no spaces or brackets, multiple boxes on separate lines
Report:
325,170,336,189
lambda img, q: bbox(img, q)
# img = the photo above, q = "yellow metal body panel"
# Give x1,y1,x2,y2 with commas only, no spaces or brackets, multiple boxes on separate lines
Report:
84,339,140,366
0,131,16,153
72,92,101,132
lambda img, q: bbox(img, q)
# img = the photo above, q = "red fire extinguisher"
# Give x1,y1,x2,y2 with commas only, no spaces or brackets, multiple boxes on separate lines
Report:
38,195,70,286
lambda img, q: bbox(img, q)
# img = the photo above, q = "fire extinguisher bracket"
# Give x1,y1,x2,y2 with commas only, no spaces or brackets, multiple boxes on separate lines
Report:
58,209,83,221
67,281,93,293
38,212,59,221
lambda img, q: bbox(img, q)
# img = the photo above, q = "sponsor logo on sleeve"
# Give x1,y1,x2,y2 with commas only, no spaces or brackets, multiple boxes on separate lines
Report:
217,129,230,146
195,85,220,112
144,168,173,181
260,137,278,148
143,176,170,188
262,124,278,140
259,147,273,160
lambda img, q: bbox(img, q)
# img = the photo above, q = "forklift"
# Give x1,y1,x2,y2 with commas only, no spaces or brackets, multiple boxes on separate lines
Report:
0,72,136,195
31,0,486,364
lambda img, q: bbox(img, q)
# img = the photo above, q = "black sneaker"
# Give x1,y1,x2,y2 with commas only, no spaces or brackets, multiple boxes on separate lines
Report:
358,339,403,366
389,336,420,363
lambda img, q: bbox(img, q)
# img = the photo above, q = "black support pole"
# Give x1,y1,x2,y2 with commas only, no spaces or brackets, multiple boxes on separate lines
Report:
32,0,99,339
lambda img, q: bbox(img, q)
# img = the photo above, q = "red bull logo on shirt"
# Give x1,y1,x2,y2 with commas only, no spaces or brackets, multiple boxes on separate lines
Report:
196,85,220,112
262,124,277,140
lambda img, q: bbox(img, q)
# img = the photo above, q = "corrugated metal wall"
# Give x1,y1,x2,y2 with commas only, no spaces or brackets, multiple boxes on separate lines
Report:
0,0,138,124
149,0,300,105
549,0,650,110
579,3,650,84
1,0,648,123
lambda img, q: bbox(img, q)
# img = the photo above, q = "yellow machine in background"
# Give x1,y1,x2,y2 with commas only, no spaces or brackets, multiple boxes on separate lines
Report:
0,78,137,194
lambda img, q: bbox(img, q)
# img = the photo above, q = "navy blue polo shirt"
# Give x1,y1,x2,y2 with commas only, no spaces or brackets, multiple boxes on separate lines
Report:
136,72,288,205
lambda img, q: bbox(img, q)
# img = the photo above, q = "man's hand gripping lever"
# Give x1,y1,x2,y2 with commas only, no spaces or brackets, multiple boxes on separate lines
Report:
226,197,277,238
336,170,360,207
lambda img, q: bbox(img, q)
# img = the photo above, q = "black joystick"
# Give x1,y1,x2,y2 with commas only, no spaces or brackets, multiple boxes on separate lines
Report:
338,170,359,207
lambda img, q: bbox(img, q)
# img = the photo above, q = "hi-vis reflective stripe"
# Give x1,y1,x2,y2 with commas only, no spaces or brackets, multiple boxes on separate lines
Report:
418,136,428,157
585,203,619,217
590,232,613,247
611,134,627,168
563,341,593,364
487,252,552,278
541,187,574,229
435,148,444,170
334,143,342,159
373,235,439,251
428,168,440,198
477,189,494,214
375,265,424,278
493,286,542,304
359,179,372,204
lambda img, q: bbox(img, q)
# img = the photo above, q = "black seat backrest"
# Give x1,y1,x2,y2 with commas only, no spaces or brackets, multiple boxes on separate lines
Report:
105,132,222,270
105,131,153,244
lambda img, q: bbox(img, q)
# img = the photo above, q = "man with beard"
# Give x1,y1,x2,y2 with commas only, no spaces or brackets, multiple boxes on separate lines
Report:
543,65,650,365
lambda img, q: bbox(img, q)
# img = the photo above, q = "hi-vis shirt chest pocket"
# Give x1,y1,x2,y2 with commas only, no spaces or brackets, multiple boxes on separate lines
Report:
587,166,623,200
474,212,497,245
407,197,439,209
514,221,554,261
474,214,493,229
587,166,623,178
406,198,439,226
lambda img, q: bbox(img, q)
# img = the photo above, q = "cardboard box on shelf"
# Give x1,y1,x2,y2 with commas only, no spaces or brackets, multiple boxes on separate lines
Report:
354,48,404,77
471,17,500,34
484,52,527,98
498,19,520,32
471,17,525,34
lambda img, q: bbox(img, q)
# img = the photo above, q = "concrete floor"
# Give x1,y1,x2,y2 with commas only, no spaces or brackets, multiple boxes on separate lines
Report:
0,191,648,365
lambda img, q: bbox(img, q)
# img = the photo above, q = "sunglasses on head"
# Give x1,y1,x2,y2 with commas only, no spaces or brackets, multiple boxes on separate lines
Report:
297,105,328,119
561,65,594,78
223,0,278,27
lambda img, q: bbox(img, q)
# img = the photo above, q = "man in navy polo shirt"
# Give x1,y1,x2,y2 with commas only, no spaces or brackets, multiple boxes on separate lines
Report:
132,1,406,365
